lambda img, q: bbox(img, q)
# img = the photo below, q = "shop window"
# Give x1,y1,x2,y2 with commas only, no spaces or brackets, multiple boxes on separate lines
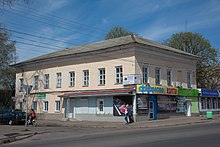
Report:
201,98,207,110
113,96,133,116
207,98,212,109
218,99,220,109
157,96,177,112
212,98,217,109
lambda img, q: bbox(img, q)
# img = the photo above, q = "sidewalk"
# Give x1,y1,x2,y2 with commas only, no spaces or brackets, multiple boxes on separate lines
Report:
0,116,219,145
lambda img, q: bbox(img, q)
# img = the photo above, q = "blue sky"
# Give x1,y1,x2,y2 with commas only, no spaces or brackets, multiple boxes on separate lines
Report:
0,0,220,62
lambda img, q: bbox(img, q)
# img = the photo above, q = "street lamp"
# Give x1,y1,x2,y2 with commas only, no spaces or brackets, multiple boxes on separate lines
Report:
23,85,32,127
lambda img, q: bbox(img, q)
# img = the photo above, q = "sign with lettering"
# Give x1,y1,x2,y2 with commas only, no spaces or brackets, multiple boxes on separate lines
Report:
36,93,46,99
137,85,166,94
178,88,198,97
167,87,178,95
201,89,219,97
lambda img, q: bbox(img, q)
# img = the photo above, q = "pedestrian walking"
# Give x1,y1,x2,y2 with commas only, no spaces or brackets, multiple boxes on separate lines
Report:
124,104,129,124
128,105,134,123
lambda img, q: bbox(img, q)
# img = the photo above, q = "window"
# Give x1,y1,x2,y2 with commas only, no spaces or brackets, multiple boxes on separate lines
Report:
69,71,75,87
115,66,123,84
142,66,149,84
19,78,24,92
55,101,61,112
44,74,49,89
97,99,104,113
33,75,39,90
83,70,89,86
32,101,37,111
201,98,207,109
56,73,62,88
99,68,105,85
167,69,172,86
155,68,161,85
43,101,48,112
187,72,192,88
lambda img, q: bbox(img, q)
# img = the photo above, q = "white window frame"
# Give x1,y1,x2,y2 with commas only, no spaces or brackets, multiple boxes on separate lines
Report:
56,73,62,88
83,70,89,86
55,100,61,112
69,71,75,87
142,66,149,84
33,75,39,90
167,69,172,86
115,66,123,84
155,68,161,85
19,78,24,92
44,74,49,89
43,101,48,112
199,97,220,111
99,68,105,85
187,72,192,88
97,99,104,114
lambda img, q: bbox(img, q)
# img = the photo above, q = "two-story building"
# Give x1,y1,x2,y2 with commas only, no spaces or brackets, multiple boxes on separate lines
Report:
13,35,199,122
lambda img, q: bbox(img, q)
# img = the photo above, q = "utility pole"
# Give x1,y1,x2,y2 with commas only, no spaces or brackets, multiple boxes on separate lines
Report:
24,84,32,127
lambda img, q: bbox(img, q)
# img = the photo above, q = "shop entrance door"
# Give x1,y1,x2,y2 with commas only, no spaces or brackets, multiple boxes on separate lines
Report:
149,101,154,119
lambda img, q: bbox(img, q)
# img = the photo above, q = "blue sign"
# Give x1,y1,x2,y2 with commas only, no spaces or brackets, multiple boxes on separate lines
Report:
201,89,219,97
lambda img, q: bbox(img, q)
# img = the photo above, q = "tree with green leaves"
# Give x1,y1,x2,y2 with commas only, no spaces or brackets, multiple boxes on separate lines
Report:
105,26,137,40
163,32,220,89
0,26,16,109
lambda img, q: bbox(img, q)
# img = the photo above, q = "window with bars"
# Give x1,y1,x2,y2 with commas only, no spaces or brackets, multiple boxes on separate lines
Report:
83,70,89,86
115,66,123,84
99,68,105,85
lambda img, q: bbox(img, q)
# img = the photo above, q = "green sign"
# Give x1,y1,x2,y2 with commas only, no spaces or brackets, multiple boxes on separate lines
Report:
36,93,46,99
178,88,199,97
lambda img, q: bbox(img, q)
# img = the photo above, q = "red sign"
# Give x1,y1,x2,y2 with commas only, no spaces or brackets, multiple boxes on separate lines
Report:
167,87,178,95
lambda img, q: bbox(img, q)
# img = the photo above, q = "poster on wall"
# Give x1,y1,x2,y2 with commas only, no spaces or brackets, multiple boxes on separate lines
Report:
176,97,186,113
137,97,148,110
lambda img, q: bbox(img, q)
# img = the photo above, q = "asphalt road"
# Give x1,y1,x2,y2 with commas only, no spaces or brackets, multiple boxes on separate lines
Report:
2,123,220,147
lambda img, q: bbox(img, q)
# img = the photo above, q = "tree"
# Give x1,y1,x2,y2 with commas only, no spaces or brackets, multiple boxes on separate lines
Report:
105,26,137,40
0,0,30,8
163,32,220,89
0,26,16,109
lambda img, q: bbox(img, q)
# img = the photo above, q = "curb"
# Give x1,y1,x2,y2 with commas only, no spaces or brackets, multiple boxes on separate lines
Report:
0,132,37,145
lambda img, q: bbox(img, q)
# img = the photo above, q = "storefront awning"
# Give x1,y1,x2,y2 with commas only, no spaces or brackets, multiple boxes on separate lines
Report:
58,88,134,98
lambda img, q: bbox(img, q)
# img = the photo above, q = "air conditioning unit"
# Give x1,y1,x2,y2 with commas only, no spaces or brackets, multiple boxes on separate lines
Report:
175,82,181,87
123,75,141,85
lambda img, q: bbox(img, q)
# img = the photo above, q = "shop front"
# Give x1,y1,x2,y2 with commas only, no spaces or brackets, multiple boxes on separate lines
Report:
178,88,199,116
199,89,220,115
136,84,178,120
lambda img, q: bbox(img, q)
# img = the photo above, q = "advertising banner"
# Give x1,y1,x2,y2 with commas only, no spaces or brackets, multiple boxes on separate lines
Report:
136,85,178,95
201,89,219,97
178,88,198,97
